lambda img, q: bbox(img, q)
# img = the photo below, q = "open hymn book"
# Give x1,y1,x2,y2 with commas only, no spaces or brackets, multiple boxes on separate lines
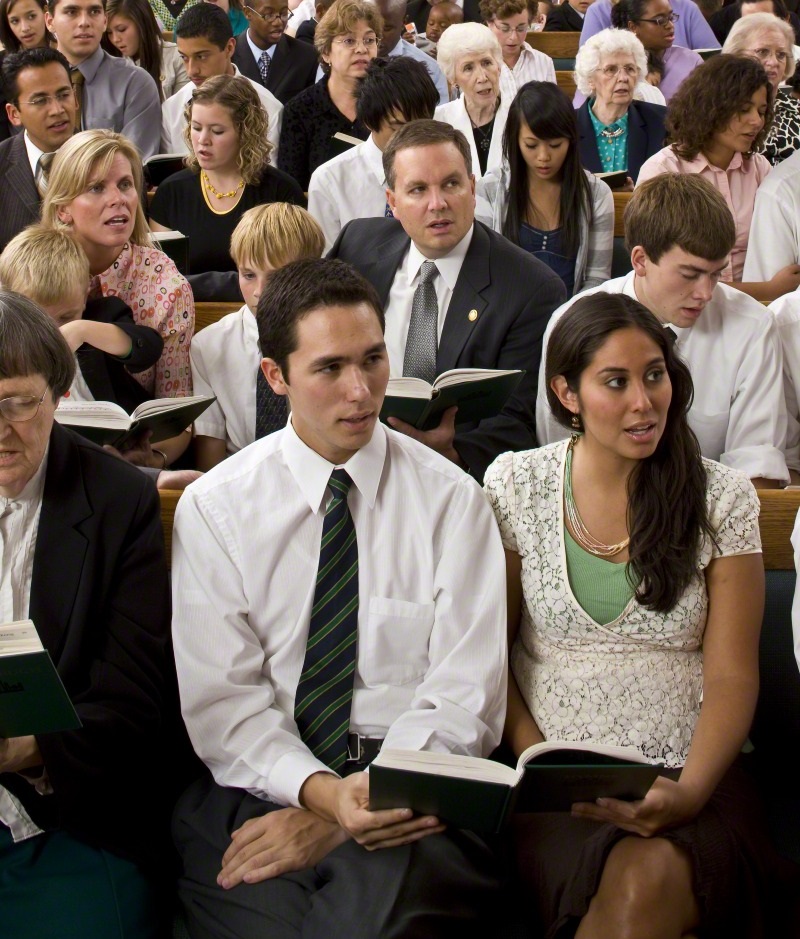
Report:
369,740,665,833
0,620,81,737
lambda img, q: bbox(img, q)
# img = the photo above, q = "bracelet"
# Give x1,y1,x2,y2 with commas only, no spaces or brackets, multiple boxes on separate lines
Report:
152,447,168,470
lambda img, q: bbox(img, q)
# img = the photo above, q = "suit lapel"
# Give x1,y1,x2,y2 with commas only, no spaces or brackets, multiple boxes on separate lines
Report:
29,425,91,659
576,105,603,173
361,224,409,306
267,35,289,97
436,225,490,373
4,135,41,219
234,34,262,84
626,104,647,179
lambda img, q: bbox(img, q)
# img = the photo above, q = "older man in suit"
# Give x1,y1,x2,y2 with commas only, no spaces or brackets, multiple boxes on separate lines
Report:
329,119,566,481
231,0,318,104
0,47,76,254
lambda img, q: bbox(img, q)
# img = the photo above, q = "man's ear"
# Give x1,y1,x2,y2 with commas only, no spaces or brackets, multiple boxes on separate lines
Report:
630,244,649,277
261,357,288,396
385,186,396,216
6,101,22,128
549,374,578,417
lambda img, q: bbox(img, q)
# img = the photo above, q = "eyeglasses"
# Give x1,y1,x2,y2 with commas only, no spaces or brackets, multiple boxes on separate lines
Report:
25,89,75,109
0,387,49,423
636,11,679,27
597,63,638,77
243,4,291,21
492,21,529,34
749,46,789,63
333,35,378,48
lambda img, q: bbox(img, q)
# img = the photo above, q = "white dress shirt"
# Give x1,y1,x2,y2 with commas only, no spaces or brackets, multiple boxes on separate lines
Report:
171,420,507,808
0,453,48,842
769,292,800,472
307,136,387,252
191,303,259,455
507,43,556,89
383,225,472,377
160,66,283,160
536,272,789,483
22,131,45,177
743,146,800,282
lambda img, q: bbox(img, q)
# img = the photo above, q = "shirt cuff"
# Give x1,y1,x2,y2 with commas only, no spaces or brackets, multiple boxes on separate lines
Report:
267,747,339,808
720,446,790,486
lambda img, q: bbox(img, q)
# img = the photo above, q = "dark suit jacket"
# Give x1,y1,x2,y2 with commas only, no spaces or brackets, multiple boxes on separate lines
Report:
77,297,164,413
577,98,667,182
329,219,567,481
0,425,186,872
543,2,584,31
406,0,481,30
231,31,318,105
0,133,42,253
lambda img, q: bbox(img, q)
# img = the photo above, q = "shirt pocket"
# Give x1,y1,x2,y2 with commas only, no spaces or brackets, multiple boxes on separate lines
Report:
360,597,435,686
688,410,728,461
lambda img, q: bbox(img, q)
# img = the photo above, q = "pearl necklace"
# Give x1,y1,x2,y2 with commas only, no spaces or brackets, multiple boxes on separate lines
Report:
201,171,244,199
564,437,630,558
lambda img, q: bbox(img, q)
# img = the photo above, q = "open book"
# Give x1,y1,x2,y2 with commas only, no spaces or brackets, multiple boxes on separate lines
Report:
55,395,215,448
369,740,665,832
143,152,185,187
0,620,81,737
380,368,524,430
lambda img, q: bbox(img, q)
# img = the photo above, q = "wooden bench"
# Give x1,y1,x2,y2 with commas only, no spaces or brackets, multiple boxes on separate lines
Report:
194,301,241,333
526,31,580,58
555,69,577,100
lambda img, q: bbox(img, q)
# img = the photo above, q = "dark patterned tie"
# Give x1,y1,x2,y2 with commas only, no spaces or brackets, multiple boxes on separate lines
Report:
35,151,55,198
259,50,271,85
70,68,84,133
255,366,287,439
294,469,359,771
403,260,438,383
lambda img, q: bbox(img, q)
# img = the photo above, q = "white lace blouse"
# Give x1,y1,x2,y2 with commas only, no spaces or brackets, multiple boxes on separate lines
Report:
484,441,761,767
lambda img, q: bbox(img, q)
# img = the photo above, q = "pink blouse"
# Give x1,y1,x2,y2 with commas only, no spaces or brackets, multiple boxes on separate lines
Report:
90,242,195,397
636,147,771,282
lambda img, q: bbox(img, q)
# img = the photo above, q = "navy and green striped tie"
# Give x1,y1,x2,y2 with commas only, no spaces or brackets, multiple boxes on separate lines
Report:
294,469,358,771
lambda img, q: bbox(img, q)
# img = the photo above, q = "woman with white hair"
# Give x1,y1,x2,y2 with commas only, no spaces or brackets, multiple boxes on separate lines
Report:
574,28,667,185
435,21,517,178
724,11,799,165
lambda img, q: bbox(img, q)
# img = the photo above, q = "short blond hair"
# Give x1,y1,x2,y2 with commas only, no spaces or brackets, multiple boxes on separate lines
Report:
41,129,151,247
230,203,325,270
0,224,90,306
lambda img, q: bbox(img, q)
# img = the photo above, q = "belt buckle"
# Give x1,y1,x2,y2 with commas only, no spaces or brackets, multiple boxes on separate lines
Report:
347,732,364,763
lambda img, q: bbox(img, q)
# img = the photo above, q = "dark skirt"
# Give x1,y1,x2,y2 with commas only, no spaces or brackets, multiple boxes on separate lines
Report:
511,759,799,939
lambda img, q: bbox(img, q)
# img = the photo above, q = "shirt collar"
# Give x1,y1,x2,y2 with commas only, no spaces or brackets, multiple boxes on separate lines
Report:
23,131,46,178
247,29,276,60
73,45,104,82
407,224,473,291
281,418,387,513
363,134,386,184
678,149,745,173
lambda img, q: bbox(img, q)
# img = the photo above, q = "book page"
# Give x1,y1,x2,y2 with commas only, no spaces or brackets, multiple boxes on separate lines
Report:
0,620,44,657
372,748,518,785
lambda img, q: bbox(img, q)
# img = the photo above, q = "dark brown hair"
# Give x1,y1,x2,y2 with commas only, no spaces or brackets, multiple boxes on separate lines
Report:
0,289,75,397
546,292,714,613
665,53,773,160
383,119,472,190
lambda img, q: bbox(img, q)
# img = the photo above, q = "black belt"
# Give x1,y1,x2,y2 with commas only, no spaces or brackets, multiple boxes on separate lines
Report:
345,733,384,766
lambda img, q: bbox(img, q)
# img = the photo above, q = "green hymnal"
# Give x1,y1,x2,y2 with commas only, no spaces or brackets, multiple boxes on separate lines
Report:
54,395,215,448
369,741,664,833
0,620,81,737
380,368,524,431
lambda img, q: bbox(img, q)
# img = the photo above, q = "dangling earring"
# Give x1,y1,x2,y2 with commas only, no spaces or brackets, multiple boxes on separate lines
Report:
571,413,581,430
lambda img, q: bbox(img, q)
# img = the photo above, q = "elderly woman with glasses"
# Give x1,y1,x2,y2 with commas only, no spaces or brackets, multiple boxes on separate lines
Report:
610,0,702,101
278,0,380,189
574,28,667,186
724,11,799,165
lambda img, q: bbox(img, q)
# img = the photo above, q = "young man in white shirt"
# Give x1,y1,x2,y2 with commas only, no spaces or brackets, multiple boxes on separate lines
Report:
537,172,789,487
161,2,282,158
307,56,439,251
171,257,507,938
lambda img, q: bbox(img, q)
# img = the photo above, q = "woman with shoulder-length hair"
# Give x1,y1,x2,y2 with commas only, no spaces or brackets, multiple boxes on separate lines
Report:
477,80,613,295
41,129,194,466
150,74,304,275
485,291,794,939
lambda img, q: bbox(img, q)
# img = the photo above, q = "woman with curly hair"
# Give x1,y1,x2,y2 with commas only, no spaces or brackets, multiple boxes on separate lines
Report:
149,74,305,275
637,54,794,296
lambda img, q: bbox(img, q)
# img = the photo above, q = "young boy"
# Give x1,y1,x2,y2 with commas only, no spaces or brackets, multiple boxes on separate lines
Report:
0,225,163,414
190,203,325,470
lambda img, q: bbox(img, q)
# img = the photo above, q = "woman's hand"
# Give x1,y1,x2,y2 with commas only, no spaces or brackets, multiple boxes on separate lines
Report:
571,776,700,837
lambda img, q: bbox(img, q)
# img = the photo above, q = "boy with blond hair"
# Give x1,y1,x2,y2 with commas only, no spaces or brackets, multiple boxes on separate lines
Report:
191,202,325,470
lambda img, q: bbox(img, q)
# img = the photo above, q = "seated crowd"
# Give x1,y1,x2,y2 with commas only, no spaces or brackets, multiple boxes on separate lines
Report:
3,0,800,935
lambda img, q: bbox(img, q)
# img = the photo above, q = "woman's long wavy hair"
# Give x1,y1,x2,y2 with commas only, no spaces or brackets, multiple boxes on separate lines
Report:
546,292,715,613
502,80,591,260
106,0,165,100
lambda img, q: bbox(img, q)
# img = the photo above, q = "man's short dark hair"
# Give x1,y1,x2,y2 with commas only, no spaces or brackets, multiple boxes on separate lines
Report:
257,259,384,378
1,47,71,107
176,2,233,46
382,119,473,189
356,57,439,133
0,290,75,398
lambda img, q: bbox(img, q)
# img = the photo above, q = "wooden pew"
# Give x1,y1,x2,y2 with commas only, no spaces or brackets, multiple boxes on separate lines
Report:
159,489,183,567
526,31,580,59
555,70,577,100
612,190,633,239
194,301,241,333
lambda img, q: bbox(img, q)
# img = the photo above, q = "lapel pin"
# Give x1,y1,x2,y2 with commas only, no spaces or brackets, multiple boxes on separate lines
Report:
468,309,478,322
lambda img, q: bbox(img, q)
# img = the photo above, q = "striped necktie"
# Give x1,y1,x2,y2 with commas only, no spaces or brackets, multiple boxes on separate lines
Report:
294,469,358,771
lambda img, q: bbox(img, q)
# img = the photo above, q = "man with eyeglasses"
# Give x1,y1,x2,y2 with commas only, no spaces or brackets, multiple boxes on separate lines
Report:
0,48,77,254
232,0,318,103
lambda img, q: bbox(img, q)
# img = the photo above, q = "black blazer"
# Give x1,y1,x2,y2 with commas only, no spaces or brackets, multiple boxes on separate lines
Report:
329,218,567,481
0,132,41,253
231,31,318,104
0,425,186,872
543,2,584,31
576,98,667,182
406,0,482,30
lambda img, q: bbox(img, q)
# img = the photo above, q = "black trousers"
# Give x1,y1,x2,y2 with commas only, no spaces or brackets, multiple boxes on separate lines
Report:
173,772,502,939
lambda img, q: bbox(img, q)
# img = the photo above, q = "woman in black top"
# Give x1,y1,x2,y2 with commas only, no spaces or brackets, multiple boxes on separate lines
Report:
278,0,381,190
150,74,304,275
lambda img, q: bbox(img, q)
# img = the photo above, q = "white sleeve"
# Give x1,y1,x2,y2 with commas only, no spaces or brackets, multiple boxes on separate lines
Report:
743,182,800,281
190,333,226,441
307,167,342,254
536,298,574,445
770,293,800,472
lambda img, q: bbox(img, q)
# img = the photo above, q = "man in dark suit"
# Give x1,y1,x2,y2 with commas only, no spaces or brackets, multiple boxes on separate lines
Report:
406,0,482,31
329,119,567,482
231,1,318,104
0,47,76,254
544,0,591,31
